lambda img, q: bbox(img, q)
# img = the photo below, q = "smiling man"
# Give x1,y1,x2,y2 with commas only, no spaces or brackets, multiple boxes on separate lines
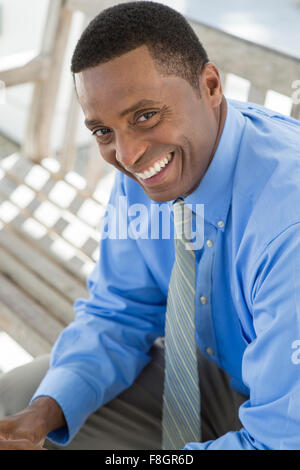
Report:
0,1,300,451
77,43,226,204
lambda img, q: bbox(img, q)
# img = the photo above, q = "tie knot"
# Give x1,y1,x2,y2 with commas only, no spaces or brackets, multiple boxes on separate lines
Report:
173,198,193,242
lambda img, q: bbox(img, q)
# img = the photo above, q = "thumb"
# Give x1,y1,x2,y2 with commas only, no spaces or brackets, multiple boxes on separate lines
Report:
37,436,46,447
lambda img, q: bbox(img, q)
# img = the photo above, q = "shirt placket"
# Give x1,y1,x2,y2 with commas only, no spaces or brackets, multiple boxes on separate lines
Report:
195,222,219,364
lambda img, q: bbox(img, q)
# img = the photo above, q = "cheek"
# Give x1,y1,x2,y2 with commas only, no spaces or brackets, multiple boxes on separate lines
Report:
180,123,217,180
96,144,116,166
191,117,218,158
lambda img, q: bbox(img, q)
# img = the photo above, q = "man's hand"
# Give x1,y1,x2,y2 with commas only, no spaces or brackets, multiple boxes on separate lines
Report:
0,396,66,450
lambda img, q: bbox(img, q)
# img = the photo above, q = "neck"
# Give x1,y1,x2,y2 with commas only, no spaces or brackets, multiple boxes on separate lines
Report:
209,95,227,162
181,96,228,199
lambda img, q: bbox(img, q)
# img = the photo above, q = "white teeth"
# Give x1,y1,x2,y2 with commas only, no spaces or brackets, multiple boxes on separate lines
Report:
136,152,173,180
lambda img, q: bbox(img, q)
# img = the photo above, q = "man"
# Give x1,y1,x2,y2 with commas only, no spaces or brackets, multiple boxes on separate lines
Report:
0,1,300,450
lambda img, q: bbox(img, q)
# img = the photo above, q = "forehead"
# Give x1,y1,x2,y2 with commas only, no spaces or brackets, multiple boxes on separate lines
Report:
75,46,178,116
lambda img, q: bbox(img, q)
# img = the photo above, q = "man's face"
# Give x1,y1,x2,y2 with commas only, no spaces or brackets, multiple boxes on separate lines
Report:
76,45,224,202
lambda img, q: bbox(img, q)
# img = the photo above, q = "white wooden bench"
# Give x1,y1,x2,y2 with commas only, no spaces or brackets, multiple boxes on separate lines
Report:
0,0,299,358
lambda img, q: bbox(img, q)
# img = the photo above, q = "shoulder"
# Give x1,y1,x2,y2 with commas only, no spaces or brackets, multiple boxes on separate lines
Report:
230,99,300,250
229,99,300,135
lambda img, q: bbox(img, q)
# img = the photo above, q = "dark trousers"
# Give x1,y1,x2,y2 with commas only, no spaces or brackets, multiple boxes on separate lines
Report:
0,337,247,449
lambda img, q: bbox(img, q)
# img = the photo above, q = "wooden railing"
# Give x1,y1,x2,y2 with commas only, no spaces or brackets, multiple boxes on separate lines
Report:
0,0,299,357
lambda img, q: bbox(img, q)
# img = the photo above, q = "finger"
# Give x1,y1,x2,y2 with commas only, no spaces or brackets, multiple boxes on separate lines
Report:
0,439,46,450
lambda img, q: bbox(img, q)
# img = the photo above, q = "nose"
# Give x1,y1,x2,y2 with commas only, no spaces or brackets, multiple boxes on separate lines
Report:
115,133,147,169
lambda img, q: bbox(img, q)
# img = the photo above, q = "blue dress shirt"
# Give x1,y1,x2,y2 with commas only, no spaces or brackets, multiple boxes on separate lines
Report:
31,99,300,450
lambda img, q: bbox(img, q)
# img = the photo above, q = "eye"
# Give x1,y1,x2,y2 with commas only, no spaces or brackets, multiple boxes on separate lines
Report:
92,127,112,142
137,111,157,123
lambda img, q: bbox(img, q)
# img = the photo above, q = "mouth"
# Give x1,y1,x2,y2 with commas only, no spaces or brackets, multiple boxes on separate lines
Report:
134,152,175,186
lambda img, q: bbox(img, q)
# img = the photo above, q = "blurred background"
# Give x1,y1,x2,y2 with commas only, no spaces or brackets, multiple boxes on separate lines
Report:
0,0,300,374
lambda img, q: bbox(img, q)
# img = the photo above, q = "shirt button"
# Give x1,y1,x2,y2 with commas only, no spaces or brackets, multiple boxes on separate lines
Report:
200,296,207,305
206,347,214,356
206,239,213,248
217,220,224,228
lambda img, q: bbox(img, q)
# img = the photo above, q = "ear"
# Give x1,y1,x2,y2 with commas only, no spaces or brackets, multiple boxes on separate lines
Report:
200,62,223,107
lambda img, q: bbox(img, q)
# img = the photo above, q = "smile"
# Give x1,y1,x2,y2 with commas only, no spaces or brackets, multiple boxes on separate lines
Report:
135,153,173,180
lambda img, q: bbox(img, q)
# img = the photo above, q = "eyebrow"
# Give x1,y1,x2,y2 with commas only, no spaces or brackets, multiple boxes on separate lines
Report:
84,99,161,128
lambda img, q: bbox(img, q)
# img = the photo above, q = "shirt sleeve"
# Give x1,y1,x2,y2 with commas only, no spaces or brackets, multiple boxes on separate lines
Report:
30,172,166,445
184,222,300,450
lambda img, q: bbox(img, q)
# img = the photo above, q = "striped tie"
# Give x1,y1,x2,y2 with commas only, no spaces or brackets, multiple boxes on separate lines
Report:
162,198,201,450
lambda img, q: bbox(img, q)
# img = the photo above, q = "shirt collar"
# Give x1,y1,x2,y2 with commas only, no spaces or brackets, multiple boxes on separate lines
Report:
168,99,246,230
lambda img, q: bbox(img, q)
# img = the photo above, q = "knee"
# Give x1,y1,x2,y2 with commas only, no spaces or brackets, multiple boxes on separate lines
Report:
0,355,50,417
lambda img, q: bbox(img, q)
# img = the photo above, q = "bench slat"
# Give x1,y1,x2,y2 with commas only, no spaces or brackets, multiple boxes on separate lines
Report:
0,210,92,282
0,274,64,346
0,300,52,356
0,246,75,325
0,227,87,302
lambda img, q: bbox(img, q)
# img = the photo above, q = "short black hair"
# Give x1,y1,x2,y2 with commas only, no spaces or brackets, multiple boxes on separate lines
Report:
71,1,209,95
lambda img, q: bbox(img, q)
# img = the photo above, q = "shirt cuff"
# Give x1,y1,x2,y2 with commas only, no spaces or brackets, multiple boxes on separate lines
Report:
30,366,98,446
